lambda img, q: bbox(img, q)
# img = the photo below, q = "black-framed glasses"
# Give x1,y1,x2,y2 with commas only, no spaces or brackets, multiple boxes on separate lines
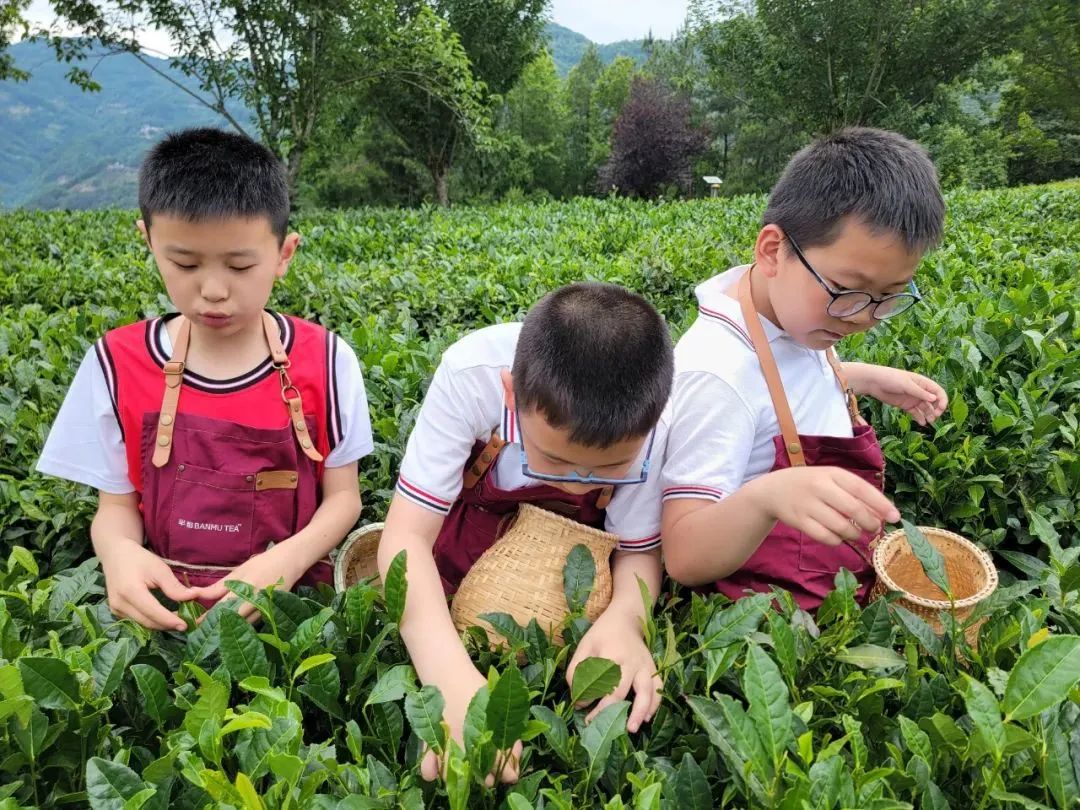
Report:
787,234,922,320
516,408,655,486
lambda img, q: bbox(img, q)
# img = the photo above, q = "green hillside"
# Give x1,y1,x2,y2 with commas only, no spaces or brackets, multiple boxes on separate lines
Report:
544,22,648,75
0,40,245,209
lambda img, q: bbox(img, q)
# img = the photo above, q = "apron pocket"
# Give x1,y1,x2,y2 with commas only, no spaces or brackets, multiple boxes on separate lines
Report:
166,464,256,568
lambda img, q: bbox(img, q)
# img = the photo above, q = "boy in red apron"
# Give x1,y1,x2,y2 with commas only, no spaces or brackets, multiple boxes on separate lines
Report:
378,283,673,783
662,128,948,611
37,129,372,629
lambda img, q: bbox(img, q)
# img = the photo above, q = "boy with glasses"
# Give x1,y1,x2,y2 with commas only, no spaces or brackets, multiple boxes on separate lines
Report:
378,282,673,783
661,127,949,610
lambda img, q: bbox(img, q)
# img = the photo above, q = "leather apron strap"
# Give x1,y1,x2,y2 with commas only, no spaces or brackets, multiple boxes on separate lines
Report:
151,317,191,467
262,311,324,463
737,267,864,468
151,312,324,468
737,268,806,468
460,429,614,509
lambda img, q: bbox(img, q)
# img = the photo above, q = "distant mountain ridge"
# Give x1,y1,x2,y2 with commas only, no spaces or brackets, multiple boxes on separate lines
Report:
0,24,647,209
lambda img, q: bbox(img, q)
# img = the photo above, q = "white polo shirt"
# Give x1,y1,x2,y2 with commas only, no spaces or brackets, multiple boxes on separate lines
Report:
396,322,665,551
661,266,853,503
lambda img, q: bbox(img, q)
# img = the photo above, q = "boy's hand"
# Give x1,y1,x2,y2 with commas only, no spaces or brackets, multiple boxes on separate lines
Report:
752,466,900,547
567,607,661,732
190,546,302,622
99,540,199,632
855,365,948,426
420,664,523,786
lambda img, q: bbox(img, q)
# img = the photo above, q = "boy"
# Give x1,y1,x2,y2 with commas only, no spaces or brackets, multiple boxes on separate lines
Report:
378,283,672,783
661,128,948,609
37,128,372,628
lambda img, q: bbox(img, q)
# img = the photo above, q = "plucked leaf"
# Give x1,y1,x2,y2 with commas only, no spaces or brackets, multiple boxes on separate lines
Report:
563,543,596,612
570,657,621,705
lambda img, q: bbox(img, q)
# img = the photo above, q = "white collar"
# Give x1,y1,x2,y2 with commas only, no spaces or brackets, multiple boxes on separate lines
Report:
695,265,787,344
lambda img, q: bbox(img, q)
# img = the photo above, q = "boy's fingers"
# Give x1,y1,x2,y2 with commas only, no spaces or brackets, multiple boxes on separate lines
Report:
124,590,183,631
419,748,440,782
627,669,657,733
835,473,899,522
809,504,862,542
802,517,843,547
155,570,200,603
191,581,230,604
820,488,881,534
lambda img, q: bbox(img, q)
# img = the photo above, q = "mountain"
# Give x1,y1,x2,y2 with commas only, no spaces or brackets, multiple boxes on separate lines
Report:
544,23,649,76
0,40,240,209
0,26,645,209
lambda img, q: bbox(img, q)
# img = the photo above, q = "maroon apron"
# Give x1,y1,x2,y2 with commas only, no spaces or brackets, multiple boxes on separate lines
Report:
140,313,333,605
431,433,612,594
714,269,885,610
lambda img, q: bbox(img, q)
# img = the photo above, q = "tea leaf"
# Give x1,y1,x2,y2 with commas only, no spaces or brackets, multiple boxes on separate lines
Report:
365,664,417,707
92,638,135,698
292,653,336,681
962,674,1006,762
404,684,446,753
700,593,771,650
131,664,171,728
563,544,596,613
531,705,571,764
902,521,952,599
1002,634,1080,721
86,757,149,810
384,549,408,625
219,610,270,682
1041,716,1080,808
743,643,793,771
570,657,621,705
487,664,530,750
581,699,629,786
17,656,78,710
835,644,906,671
673,751,712,810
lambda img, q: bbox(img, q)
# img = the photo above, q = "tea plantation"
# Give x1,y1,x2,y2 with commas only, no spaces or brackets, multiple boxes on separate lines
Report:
0,184,1078,808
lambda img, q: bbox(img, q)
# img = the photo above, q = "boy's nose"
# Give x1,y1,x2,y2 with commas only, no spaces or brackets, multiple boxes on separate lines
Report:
201,280,228,301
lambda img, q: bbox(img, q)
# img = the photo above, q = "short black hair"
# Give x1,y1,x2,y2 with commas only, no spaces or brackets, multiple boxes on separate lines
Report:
512,283,673,447
763,127,945,254
138,128,290,241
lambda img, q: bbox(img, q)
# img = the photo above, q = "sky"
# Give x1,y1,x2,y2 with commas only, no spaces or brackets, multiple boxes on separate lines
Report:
550,0,691,43
25,1,692,54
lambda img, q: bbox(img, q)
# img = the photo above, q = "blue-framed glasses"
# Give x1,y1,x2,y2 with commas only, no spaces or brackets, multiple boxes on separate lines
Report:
787,233,922,320
516,409,655,486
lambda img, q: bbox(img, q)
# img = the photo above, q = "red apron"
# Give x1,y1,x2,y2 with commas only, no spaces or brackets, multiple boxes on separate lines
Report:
714,269,885,610
431,432,613,594
140,313,333,604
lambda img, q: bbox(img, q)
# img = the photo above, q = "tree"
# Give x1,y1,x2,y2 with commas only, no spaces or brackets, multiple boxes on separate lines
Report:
368,0,549,206
563,43,603,194
43,0,485,200
597,78,708,198
0,0,30,81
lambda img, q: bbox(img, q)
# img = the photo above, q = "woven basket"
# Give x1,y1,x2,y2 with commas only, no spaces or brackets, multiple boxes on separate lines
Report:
334,523,384,592
451,503,618,647
869,526,997,647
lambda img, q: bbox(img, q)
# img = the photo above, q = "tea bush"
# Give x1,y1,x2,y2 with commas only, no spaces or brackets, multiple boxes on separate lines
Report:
0,184,1078,807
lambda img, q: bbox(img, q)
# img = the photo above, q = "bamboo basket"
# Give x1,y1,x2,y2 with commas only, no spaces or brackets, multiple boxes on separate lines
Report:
334,523,384,591
451,503,619,647
869,526,997,647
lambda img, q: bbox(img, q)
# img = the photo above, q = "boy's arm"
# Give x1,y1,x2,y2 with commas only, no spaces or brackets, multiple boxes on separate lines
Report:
93,491,198,631
191,463,362,613
840,362,948,425
662,468,899,587
377,494,520,783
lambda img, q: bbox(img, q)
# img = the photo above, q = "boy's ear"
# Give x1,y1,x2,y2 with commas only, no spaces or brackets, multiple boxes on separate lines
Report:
276,232,301,277
499,368,515,410
754,224,786,278
136,219,151,248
